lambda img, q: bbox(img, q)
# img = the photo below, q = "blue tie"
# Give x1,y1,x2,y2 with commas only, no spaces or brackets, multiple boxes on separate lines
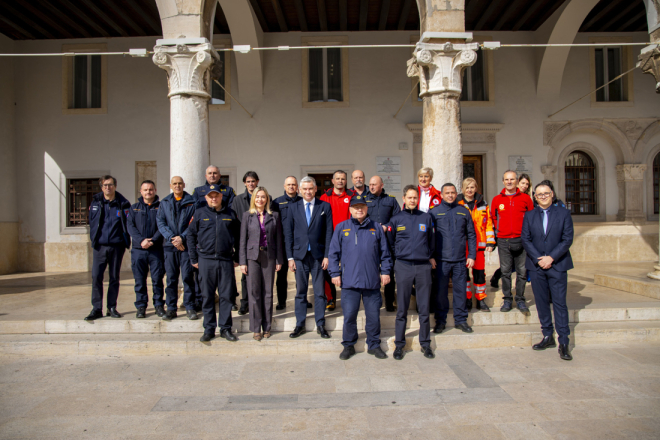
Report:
543,210,548,235
306,202,312,251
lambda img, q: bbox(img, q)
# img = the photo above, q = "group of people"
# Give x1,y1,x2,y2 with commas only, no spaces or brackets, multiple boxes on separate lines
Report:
84,165,575,361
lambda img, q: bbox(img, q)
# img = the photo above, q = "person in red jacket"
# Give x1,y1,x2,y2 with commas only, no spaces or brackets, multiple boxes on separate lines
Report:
320,170,355,310
417,167,442,212
491,170,534,314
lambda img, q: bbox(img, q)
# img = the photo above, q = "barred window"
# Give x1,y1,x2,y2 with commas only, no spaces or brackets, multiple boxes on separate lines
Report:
654,152,660,215
565,151,596,215
68,178,97,226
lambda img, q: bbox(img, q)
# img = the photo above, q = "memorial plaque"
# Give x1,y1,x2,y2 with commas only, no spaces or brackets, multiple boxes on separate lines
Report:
382,175,401,193
376,156,401,174
508,156,532,175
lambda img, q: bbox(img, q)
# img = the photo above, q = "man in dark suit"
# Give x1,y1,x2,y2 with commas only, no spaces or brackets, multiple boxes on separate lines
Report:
283,176,334,339
521,180,574,361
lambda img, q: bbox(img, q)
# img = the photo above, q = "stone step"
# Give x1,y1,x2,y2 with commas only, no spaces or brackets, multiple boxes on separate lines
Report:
1,321,658,357
594,273,660,300
1,304,659,335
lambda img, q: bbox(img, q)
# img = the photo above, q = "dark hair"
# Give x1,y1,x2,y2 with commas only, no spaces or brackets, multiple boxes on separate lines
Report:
440,183,456,192
518,173,532,195
243,171,259,182
99,175,116,187
403,184,418,196
333,170,347,179
535,179,555,193
140,180,156,188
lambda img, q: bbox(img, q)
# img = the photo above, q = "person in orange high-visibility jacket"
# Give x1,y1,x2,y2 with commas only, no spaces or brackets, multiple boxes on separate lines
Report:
457,178,495,312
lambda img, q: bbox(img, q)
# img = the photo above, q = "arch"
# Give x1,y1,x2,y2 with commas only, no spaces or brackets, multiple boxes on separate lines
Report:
635,120,660,163
155,0,217,41
556,142,607,221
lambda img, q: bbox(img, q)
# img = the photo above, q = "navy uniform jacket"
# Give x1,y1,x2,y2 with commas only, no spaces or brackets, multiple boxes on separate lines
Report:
271,193,301,224
388,208,435,262
89,192,131,249
192,182,235,209
365,190,401,225
283,198,333,261
328,217,392,290
430,200,477,262
157,192,196,251
187,205,240,264
521,204,574,272
126,196,163,250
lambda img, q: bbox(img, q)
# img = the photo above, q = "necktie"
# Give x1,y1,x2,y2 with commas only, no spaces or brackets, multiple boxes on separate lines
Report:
306,202,311,251
543,210,548,234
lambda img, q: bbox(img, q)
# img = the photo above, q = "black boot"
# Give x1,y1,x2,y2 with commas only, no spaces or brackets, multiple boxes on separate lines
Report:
477,299,490,312
466,297,473,312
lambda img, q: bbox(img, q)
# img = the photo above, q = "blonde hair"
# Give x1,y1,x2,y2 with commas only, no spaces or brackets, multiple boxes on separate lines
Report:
417,167,434,179
248,187,272,215
461,177,478,192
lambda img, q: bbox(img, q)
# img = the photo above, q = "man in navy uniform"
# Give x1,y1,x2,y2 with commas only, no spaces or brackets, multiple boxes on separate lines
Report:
365,175,401,311
388,185,435,360
156,176,198,321
84,175,131,321
126,180,166,319
283,176,334,339
329,195,392,360
522,180,574,361
188,188,240,343
430,183,477,334
349,170,368,196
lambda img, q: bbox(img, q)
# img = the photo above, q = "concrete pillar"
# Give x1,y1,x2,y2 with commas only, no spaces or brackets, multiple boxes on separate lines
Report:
408,1,476,188
153,41,219,190
616,164,647,222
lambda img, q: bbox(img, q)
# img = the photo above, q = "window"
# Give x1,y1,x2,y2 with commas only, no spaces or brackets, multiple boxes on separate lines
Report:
62,44,107,114
302,36,349,108
210,39,231,110
595,47,623,102
461,54,486,102
211,52,226,104
654,153,660,215
68,178,97,226
589,37,633,107
565,151,596,215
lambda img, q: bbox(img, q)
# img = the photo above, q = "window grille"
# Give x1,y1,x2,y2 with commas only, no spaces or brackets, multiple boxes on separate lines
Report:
654,153,659,215
68,178,97,226
565,151,596,215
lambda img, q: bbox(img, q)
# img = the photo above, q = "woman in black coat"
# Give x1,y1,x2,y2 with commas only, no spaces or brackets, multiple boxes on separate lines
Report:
239,187,285,340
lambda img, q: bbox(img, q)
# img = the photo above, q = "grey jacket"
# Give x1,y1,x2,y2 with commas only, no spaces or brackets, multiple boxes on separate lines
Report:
239,211,285,266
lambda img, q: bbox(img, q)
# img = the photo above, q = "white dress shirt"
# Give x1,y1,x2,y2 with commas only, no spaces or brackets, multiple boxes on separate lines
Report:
419,187,431,213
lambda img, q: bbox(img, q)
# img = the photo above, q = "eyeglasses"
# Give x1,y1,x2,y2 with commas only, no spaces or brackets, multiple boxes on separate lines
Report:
535,192,552,199
101,184,115,188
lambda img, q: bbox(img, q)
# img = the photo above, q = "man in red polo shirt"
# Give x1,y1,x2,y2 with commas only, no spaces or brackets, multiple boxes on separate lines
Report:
320,170,355,310
491,170,534,314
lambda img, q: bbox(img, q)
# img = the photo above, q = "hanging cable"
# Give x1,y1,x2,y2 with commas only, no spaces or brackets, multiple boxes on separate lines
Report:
393,79,420,119
213,79,253,118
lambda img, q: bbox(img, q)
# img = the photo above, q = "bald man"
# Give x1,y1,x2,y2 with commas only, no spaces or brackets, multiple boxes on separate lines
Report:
350,170,368,196
156,176,198,321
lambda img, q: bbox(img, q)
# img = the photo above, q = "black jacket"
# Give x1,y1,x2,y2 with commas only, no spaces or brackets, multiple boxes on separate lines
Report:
187,205,240,264
365,190,401,225
271,193,301,224
157,192,196,251
126,196,163,250
430,199,477,262
192,181,236,209
88,192,131,249
522,204,574,272
388,208,435,262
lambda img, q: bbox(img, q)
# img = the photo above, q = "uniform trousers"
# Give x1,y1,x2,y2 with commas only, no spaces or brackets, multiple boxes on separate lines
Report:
530,267,570,345
91,244,126,311
394,260,432,349
384,266,396,308
341,288,382,350
435,260,468,325
247,249,276,333
497,238,527,302
275,263,289,306
163,249,195,311
466,250,487,301
131,248,165,309
191,268,204,308
198,257,234,333
293,252,326,327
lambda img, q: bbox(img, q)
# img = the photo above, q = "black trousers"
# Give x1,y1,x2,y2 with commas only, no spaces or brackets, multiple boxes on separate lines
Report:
497,237,527,302
384,265,396,308
91,244,126,311
198,258,234,333
394,260,432,349
294,252,326,327
131,248,165,309
163,250,195,311
275,262,289,306
530,267,570,345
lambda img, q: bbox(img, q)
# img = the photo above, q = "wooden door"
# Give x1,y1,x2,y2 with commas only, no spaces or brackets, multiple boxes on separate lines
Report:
462,155,483,194
309,173,334,198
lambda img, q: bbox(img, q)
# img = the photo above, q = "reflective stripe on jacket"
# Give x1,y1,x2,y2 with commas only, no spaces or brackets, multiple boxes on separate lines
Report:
457,193,495,250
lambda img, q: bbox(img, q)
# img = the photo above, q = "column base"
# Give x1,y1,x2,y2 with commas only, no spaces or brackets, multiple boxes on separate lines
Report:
648,265,660,280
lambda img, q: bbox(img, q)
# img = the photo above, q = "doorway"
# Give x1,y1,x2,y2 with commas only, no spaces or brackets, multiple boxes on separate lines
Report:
463,155,484,194
309,173,334,197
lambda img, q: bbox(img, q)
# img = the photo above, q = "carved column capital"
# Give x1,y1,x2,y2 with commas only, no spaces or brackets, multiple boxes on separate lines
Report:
616,164,647,181
541,165,557,181
407,41,478,98
153,42,220,99
638,45,660,93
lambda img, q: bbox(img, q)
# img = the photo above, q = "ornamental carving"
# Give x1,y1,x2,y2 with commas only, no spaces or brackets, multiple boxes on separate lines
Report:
541,165,557,181
153,43,218,99
543,122,567,146
616,164,647,181
638,45,660,93
613,120,644,142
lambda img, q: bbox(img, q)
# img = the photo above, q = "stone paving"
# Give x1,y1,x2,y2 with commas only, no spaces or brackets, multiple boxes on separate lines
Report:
1,342,660,439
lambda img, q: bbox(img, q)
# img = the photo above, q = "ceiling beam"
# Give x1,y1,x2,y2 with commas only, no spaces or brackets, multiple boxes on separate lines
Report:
398,0,413,31
1,3,55,38
615,9,647,32
123,0,162,34
293,0,308,32
248,0,270,32
339,0,347,31
271,0,288,32
581,0,624,31
493,0,526,31
0,15,36,39
80,0,129,37
378,0,391,30
36,0,92,38
318,0,328,32
475,0,505,31
18,2,75,39
511,0,544,31
59,0,111,37
359,0,368,31
600,2,639,31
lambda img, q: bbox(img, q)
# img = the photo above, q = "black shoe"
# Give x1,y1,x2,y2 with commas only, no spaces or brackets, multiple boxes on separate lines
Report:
106,308,121,318
533,335,557,350
220,329,238,342
455,322,473,333
289,326,306,338
339,346,356,360
307,302,313,309
326,300,336,311
477,300,490,312
186,309,199,320
516,300,530,315
231,304,238,312
317,326,331,339
155,305,166,318
237,307,248,315
200,332,215,342
367,347,387,359
393,347,404,360
466,298,473,312
194,304,203,313
162,310,177,321
385,305,395,312
500,300,512,312
84,309,103,321
490,277,499,288
558,344,572,361
433,323,446,334
276,304,286,310
136,307,146,319
421,346,435,359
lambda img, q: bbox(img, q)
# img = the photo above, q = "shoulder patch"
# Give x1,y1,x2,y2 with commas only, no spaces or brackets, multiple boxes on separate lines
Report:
396,226,406,231
279,201,288,204
389,194,396,197
456,212,466,216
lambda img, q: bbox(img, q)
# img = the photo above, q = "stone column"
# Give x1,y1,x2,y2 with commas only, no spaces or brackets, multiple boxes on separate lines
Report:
616,164,647,222
407,41,477,187
153,41,219,190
